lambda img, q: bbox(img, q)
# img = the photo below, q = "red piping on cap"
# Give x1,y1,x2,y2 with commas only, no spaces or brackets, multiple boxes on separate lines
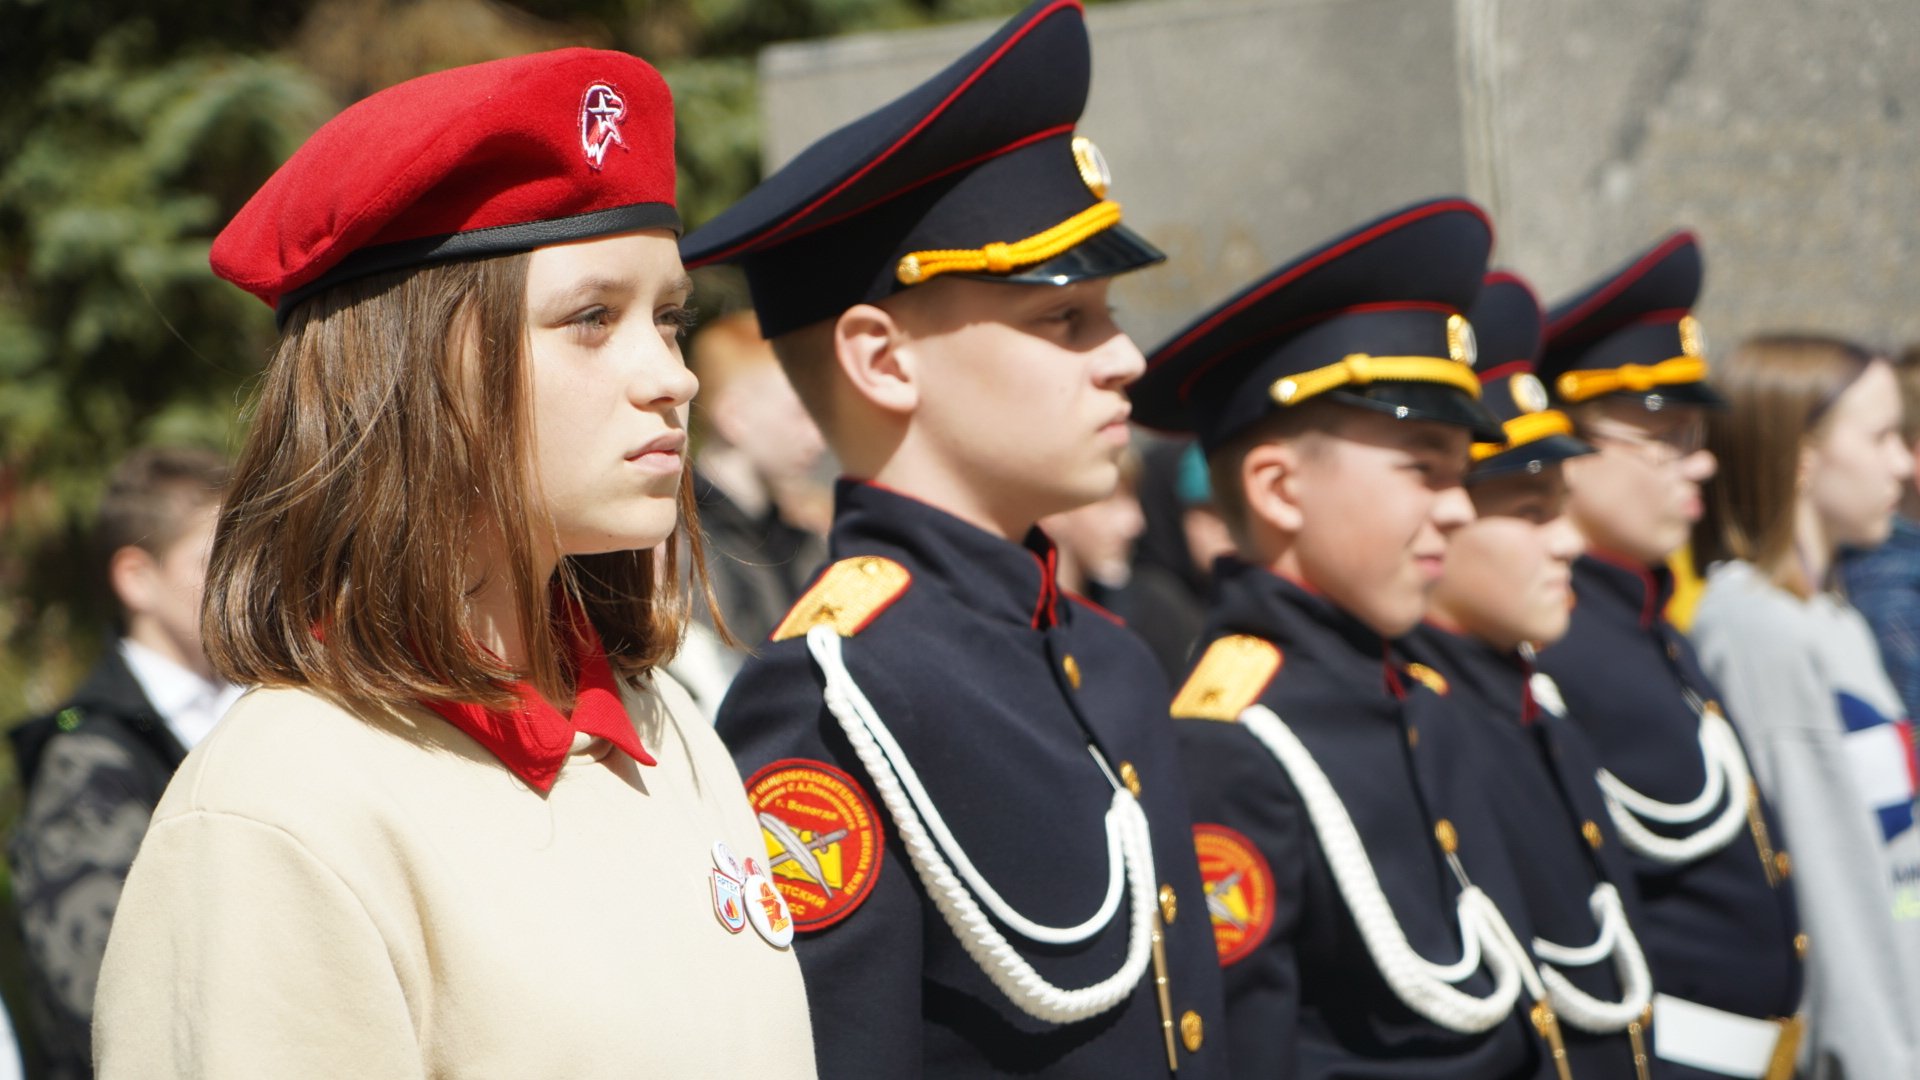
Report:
1545,230,1697,339
692,0,1085,266
1151,199,1492,375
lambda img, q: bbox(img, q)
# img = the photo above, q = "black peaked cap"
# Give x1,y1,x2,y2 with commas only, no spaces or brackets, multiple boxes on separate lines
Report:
1131,197,1504,452
1539,230,1723,408
1468,271,1593,480
681,0,1162,337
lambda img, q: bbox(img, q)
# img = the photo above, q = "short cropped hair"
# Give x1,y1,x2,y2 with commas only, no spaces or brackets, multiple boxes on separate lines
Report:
203,253,718,709
97,445,230,577
1894,344,1920,447
1205,401,1344,548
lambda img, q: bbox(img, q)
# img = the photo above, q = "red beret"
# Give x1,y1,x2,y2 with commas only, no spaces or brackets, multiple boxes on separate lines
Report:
211,48,678,321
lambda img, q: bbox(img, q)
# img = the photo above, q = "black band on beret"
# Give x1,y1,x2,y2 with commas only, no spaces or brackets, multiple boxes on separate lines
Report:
277,200,681,326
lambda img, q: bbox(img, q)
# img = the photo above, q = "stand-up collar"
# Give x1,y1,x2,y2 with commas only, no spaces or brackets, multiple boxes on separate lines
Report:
832,479,1065,629
1574,550,1674,630
420,600,656,793
1408,623,1540,725
1205,558,1412,696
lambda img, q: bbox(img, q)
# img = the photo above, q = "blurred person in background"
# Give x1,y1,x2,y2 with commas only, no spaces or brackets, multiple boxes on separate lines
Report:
1691,334,1920,1079
1840,345,1920,721
1127,440,1234,680
6,445,235,1080
1039,448,1144,611
688,310,830,647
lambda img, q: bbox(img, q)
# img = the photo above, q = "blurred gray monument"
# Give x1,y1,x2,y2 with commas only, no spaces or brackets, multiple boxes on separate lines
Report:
758,0,1920,351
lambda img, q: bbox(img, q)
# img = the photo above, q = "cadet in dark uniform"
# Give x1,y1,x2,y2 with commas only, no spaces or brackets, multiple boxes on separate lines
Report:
1533,234,1805,1080
1131,199,1555,1079
1402,272,1659,1079
682,2,1226,1075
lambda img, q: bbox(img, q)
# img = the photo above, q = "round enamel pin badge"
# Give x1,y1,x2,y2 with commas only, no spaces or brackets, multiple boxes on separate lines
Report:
1194,823,1276,965
745,759,885,931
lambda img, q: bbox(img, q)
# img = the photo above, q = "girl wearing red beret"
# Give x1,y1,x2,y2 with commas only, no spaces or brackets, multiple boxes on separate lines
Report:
91,50,816,1078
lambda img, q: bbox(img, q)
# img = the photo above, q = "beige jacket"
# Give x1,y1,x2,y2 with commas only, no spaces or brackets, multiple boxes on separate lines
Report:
93,673,816,1079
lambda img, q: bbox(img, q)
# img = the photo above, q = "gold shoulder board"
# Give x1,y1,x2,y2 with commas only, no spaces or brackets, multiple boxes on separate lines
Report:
771,557,912,642
1171,635,1284,721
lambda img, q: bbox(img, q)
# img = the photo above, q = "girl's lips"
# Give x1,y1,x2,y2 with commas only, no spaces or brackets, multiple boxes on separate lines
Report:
626,430,687,474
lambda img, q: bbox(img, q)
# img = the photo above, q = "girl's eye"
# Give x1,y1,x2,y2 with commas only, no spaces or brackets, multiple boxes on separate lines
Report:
658,304,700,339
570,306,614,336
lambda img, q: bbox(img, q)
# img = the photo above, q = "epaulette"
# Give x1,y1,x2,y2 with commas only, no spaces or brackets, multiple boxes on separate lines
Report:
771,556,912,642
1170,635,1283,721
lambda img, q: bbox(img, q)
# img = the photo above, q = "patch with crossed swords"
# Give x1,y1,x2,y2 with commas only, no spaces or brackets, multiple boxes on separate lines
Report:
745,759,886,930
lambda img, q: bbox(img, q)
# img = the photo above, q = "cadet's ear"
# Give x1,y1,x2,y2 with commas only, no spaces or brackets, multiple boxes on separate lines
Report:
1240,439,1307,538
108,544,160,618
832,303,919,417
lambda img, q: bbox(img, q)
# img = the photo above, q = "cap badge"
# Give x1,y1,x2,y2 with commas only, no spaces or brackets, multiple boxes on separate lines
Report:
1678,314,1707,359
1071,136,1112,199
580,82,629,171
1445,314,1478,367
1511,373,1551,415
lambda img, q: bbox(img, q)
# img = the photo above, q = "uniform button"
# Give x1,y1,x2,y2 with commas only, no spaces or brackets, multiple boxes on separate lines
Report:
1581,820,1604,849
1180,1010,1204,1052
1666,642,1680,660
1433,819,1459,854
1119,761,1142,798
1062,654,1082,689
1159,883,1178,924
1406,726,1420,749
1773,851,1792,880
1794,932,1810,960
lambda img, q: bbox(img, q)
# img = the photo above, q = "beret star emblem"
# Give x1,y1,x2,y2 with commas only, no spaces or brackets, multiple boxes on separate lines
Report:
580,82,628,170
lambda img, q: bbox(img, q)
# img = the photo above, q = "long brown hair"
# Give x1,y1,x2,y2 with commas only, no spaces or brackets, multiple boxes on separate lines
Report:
204,253,721,708
1694,332,1877,598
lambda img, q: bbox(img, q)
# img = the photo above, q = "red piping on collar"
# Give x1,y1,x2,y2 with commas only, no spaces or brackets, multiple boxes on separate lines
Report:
1545,230,1697,339
689,0,1086,265
1151,199,1491,374
1068,591,1126,627
1382,645,1407,702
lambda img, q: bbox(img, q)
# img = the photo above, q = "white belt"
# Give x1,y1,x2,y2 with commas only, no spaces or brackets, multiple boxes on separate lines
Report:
1651,993,1803,1079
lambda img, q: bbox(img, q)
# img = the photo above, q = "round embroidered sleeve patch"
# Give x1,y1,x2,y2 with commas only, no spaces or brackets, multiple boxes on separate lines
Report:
1194,823,1276,965
745,759,885,931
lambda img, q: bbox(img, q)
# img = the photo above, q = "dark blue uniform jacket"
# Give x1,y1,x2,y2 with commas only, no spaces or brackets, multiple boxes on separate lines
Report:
1535,554,1803,1076
1405,623,1657,1078
717,481,1227,1078
1174,560,1548,1079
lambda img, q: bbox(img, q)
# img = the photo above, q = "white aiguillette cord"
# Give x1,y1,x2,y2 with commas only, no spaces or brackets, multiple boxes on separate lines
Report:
1589,694,1753,866
1532,883,1655,1032
1237,704,1529,1034
806,626,1156,1024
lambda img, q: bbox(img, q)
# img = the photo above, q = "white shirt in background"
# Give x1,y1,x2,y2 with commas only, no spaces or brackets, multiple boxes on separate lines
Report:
119,639,242,750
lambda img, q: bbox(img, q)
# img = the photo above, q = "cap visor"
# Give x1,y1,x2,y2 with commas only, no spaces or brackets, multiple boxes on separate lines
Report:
1330,383,1506,442
963,222,1165,286
1469,433,1596,481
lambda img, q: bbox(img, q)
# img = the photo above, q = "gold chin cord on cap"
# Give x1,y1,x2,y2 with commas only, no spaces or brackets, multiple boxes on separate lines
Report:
1268,354,1482,408
896,200,1124,285
1470,409,1575,461
1554,356,1708,402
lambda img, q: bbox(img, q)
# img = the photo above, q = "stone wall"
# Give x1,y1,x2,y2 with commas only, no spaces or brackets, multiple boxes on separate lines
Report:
757,0,1920,352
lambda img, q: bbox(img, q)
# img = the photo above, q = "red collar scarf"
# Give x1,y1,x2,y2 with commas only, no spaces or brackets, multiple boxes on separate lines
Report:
420,603,657,792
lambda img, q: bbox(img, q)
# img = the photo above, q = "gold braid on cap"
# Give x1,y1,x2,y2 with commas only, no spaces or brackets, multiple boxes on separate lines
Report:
1554,356,1708,403
1269,354,1482,407
896,200,1123,285
1471,409,1575,461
